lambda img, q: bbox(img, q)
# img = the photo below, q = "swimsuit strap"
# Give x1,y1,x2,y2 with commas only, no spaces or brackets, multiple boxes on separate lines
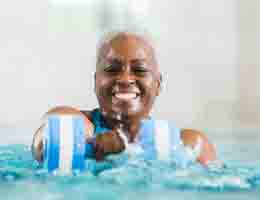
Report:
90,109,112,135
84,109,111,158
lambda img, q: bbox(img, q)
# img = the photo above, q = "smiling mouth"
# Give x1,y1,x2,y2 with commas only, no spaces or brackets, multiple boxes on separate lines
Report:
113,92,140,100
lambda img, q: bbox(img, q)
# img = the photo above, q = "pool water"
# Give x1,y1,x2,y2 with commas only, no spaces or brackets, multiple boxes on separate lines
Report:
1,131,260,200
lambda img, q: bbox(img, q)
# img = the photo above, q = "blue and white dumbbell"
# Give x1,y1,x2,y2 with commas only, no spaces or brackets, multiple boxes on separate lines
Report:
43,115,87,175
136,119,201,167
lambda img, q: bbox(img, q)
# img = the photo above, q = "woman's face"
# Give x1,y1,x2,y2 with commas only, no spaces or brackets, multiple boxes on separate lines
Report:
95,34,161,121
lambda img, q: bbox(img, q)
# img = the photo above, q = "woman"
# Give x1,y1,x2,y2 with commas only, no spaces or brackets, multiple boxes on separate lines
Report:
32,31,217,168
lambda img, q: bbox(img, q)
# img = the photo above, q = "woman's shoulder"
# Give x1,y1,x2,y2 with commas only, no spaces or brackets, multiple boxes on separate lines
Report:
80,108,100,122
80,110,92,119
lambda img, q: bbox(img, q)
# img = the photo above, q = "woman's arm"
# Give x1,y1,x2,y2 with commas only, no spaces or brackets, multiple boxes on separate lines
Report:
180,129,217,166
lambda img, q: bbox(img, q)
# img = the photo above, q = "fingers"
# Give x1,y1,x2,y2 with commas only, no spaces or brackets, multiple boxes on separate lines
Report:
31,124,45,163
94,131,126,161
94,142,105,161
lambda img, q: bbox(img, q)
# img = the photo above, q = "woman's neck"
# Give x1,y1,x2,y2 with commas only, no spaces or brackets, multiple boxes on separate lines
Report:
103,112,146,143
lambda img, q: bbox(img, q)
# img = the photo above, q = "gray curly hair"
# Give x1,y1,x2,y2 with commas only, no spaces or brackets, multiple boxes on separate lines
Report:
96,28,158,67
95,28,162,86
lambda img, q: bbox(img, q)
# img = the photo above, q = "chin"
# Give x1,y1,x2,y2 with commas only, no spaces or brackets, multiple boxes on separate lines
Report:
111,105,144,119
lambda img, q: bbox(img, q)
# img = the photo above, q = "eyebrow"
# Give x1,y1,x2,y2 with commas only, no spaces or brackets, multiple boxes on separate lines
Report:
105,58,147,63
106,57,122,63
131,59,147,63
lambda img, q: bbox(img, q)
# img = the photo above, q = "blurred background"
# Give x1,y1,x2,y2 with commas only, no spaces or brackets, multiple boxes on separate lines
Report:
0,0,259,144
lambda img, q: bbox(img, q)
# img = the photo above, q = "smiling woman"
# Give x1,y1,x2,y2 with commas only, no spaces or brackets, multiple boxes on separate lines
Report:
95,31,161,120
1,0,260,199
31,30,217,169
93,31,217,166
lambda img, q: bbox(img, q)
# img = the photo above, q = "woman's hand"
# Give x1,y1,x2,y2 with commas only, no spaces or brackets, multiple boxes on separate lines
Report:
94,130,126,161
181,129,218,166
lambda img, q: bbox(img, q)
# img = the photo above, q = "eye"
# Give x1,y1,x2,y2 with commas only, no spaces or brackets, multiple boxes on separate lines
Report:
133,67,148,77
104,66,121,73
104,60,122,74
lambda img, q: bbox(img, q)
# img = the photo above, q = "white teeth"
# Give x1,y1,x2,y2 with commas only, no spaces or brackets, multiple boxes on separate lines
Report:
115,93,137,100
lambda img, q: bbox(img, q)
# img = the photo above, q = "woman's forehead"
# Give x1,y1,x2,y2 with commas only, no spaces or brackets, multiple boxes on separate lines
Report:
98,33,156,62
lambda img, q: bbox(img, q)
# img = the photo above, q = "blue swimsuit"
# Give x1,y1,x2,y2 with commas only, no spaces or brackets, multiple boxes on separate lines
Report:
85,109,192,169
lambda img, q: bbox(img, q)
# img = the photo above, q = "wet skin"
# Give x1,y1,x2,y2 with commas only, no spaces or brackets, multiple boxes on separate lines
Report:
95,33,161,142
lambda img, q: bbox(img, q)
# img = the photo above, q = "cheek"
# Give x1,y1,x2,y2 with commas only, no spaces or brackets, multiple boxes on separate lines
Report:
95,74,111,95
137,82,158,110
141,77,159,95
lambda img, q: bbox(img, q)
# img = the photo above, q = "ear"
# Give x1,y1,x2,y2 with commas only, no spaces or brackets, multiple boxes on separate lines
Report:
155,73,162,96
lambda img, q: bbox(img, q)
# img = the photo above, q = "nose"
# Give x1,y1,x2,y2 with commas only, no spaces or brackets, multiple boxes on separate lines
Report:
115,69,136,85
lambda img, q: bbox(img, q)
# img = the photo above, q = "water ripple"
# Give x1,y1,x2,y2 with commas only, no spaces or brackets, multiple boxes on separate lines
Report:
1,144,260,200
